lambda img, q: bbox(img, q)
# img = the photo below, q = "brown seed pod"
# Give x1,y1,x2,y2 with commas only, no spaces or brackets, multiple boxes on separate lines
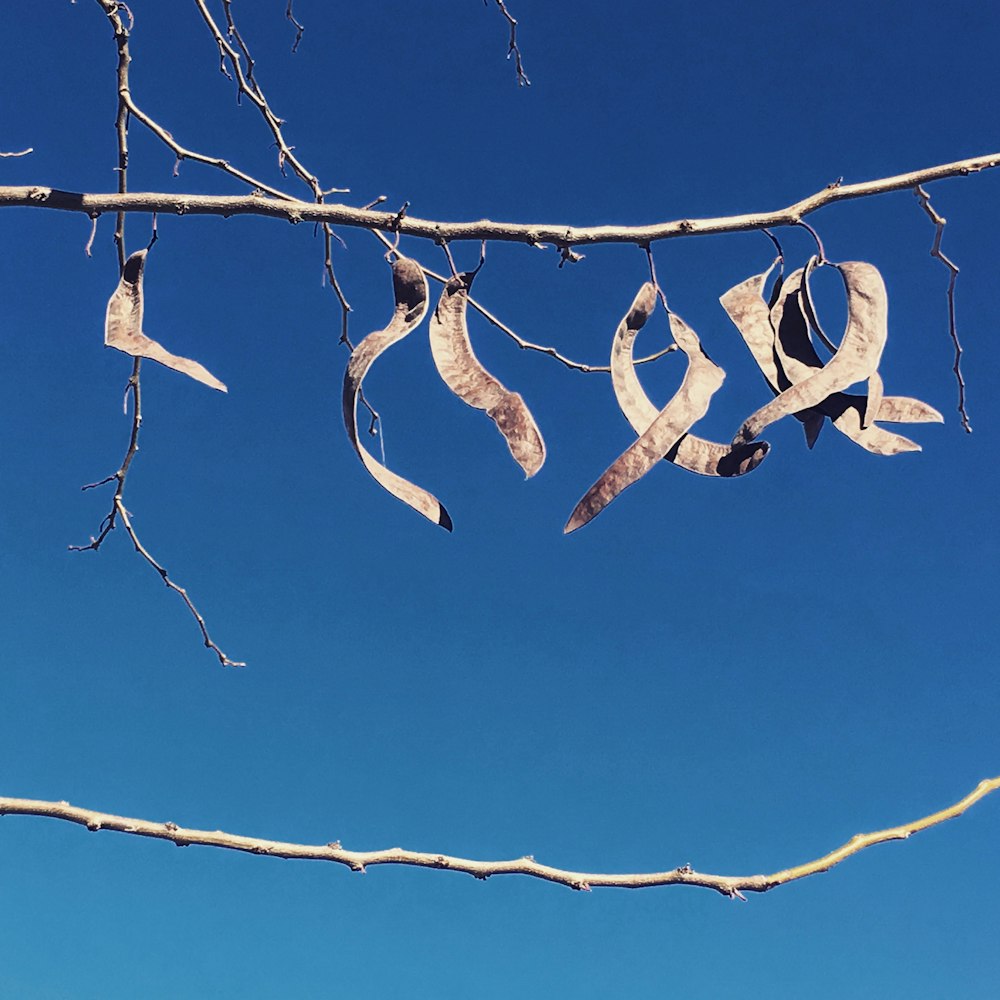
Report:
565,308,726,534
611,284,769,477
801,256,882,428
342,258,452,531
732,261,889,446
770,268,939,455
428,271,545,478
105,249,227,392
720,263,825,448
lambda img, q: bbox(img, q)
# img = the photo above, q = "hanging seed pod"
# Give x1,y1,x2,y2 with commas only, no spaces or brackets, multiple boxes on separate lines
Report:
770,268,939,455
565,310,726,534
342,258,452,530
611,284,768,477
732,261,889,446
801,257,882,427
720,263,825,448
428,271,545,478
105,249,227,392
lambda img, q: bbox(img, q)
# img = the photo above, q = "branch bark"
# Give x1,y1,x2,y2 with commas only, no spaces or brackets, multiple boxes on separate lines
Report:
2,152,997,247
2,776,996,898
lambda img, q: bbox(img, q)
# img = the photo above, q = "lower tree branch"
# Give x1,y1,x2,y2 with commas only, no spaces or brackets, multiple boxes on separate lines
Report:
1,776,995,897
1,152,997,247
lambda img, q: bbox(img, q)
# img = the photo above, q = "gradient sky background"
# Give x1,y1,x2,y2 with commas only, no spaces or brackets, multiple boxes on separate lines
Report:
1,2,998,997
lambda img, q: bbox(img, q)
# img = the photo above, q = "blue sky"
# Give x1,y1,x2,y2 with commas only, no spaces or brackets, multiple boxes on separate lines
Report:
1,2,998,997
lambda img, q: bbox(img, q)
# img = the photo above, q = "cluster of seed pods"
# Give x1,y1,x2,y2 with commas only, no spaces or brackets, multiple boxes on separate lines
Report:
565,257,941,531
723,257,941,456
97,248,942,535
342,258,545,530
337,254,941,532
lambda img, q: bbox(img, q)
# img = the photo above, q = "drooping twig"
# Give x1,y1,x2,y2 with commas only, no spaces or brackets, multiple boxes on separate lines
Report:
0,777,995,897
914,184,971,432
490,0,530,86
73,2,242,669
5,152,998,247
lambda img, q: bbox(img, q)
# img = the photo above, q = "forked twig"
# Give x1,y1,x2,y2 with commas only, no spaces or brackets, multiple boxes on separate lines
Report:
915,184,971,432
1,777,995,897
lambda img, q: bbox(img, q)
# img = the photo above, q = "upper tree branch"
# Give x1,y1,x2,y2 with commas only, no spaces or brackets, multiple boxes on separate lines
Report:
0,777,996,897
2,152,997,246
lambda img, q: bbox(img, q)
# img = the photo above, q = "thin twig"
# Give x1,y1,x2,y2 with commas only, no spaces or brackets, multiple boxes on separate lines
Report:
114,499,246,668
915,184,971,432
490,0,530,86
0,777,995,897
285,0,304,53
0,147,33,157
192,0,354,365
6,151,998,246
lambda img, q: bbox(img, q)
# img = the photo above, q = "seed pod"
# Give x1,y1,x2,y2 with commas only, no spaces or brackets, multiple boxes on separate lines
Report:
428,271,545,478
565,309,726,534
770,268,936,455
105,249,227,392
800,256,882,428
720,263,824,448
732,261,889,446
611,284,768,477
342,258,452,530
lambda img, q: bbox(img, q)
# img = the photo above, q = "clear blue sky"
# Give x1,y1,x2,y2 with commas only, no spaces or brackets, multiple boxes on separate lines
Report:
1,2,998,997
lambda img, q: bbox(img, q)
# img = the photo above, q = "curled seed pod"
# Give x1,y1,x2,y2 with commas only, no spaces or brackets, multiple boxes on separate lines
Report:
801,257,882,428
105,250,227,392
428,271,545,478
770,269,936,456
342,258,452,531
732,261,889,446
565,309,726,534
720,263,825,448
611,284,768,477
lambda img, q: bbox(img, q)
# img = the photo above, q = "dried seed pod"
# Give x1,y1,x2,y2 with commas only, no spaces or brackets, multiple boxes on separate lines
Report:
770,269,936,456
342,258,452,530
105,250,227,392
732,261,889,446
565,309,726,534
428,271,545,478
720,264,825,448
611,284,768,477
800,257,882,428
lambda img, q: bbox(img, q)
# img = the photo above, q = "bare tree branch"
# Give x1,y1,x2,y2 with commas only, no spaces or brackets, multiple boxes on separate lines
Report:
1,777,995,897
3,152,997,247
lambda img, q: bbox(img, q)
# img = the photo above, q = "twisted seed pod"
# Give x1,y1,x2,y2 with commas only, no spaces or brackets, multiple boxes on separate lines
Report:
801,256,882,428
565,309,726,534
342,258,452,531
770,269,939,455
611,284,768,477
105,249,227,392
732,261,889,446
720,263,825,448
428,271,545,478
